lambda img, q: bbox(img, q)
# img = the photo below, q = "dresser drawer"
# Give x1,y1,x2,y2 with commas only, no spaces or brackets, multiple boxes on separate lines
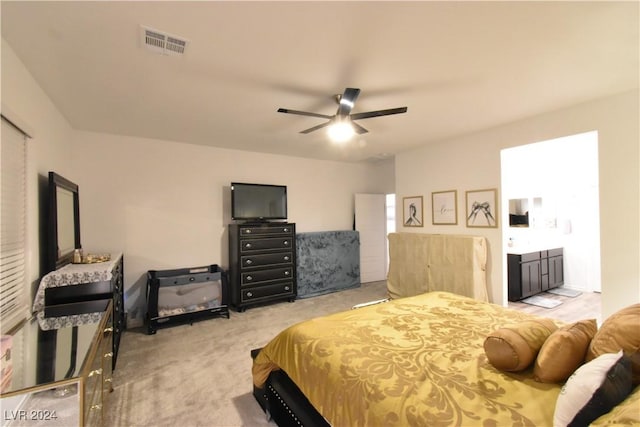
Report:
83,354,103,422
45,280,112,307
84,310,113,426
242,282,294,302
240,225,293,236
85,400,102,427
241,252,293,268
240,237,293,252
242,267,293,285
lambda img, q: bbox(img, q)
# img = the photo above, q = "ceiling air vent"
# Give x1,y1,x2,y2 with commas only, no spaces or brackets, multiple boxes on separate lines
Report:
140,25,189,56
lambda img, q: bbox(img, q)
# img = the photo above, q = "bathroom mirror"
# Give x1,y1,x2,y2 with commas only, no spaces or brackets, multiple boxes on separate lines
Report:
46,172,81,272
508,198,529,227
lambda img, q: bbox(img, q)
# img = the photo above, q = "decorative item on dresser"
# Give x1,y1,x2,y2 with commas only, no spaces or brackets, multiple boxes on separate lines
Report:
508,248,564,301
228,222,297,311
1,300,114,427
33,253,125,369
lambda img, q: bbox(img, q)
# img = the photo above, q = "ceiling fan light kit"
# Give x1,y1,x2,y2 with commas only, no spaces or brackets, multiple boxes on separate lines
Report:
327,120,355,143
278,88,407,142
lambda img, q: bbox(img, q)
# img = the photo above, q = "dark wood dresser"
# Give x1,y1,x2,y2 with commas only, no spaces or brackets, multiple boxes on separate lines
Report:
1,300,114,426
228,223,297,311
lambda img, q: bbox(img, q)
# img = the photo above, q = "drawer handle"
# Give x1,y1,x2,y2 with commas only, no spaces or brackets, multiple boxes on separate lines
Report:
104,378,113,383
283,240,289,246
284,271,290,276
284,286,290,291
90,404,102,411
246,292,253,297
283,256,290,261
245,259,253,265
283,228,289,232
245,229,252,234
245,243,252,249
104,352,113,359
104,327,113,333
246,275,253,281
88,368,103,377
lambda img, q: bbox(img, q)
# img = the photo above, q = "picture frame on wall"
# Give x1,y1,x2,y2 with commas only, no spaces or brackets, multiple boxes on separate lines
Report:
466,188,498,228
403,196,423,227
431,190,457,225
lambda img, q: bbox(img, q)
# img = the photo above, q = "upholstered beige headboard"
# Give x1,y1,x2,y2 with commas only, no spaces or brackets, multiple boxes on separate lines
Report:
387,233,488,302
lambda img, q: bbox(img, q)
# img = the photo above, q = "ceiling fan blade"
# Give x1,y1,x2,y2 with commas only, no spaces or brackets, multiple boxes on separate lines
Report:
336,88,361,117
300,121,332,134
352,122,368,135
350,107,408,121
277,108,333,119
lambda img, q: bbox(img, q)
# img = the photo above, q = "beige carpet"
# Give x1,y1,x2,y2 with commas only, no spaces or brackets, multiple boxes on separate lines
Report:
105,281,389,427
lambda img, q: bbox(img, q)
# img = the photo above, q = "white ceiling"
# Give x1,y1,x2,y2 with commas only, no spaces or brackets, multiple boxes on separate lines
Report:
2,1,638,163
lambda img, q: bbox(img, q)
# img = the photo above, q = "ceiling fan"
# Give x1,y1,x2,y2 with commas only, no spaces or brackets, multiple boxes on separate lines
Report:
277,88,408,140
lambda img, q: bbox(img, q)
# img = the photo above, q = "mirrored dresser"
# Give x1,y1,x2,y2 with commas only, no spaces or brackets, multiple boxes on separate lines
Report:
1,300,113,427
2,253,123,426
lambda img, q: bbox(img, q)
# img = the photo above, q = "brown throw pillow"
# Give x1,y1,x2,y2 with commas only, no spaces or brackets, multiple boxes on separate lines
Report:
587,303,640,385
484,318,558,372
533,319,597,383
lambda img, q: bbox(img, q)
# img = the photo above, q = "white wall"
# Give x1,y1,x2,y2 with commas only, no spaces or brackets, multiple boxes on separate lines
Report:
1,38,75,294
395,90,639,318
71,131,393,325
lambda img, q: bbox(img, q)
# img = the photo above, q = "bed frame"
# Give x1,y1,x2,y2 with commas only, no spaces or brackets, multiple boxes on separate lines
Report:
250,299,391,426
251,349,328,427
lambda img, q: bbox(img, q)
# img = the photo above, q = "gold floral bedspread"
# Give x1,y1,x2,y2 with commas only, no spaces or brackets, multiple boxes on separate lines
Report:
253,291,563,427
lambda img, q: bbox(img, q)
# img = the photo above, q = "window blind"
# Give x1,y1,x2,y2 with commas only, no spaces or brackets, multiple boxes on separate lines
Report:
1,116,28,333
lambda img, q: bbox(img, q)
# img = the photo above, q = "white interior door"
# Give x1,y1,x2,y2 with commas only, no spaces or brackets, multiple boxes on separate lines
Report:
355,193,387,283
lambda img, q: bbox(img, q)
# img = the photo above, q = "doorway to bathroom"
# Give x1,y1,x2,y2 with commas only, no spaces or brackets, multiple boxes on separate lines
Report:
500,131,601,296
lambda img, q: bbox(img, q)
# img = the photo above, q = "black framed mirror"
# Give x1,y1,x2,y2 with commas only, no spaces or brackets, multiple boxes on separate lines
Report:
47,172,81,272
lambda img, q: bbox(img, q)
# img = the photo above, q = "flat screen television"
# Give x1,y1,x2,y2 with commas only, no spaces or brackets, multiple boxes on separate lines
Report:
231,182,287,221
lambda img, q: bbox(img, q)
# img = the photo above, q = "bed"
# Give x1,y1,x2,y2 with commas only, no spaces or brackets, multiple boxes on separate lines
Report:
252,291,640,426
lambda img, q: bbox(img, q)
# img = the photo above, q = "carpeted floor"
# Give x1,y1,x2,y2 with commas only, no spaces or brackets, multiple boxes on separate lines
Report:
105,281,389,427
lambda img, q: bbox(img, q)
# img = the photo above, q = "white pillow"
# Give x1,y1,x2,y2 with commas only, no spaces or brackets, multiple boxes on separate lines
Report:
554,350,632,427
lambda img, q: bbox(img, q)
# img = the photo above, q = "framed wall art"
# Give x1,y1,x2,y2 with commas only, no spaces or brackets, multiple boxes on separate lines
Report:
466,188,498,228
431,190,457,225
403,196,423,227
